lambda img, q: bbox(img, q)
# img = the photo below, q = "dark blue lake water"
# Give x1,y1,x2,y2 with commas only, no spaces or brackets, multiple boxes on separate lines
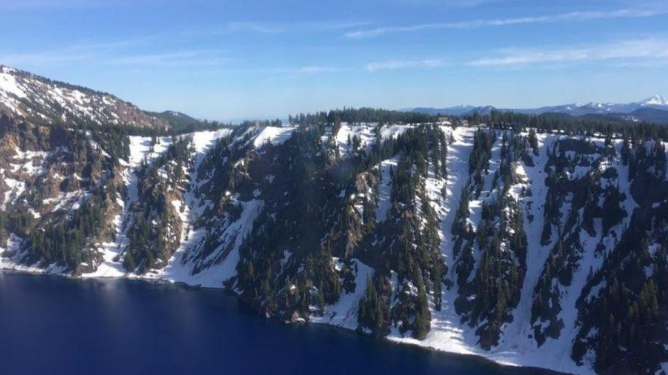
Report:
0,272,557,375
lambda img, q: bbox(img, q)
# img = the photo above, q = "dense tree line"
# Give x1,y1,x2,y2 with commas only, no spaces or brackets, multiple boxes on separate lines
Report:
289,107,440,127
477,109,668,142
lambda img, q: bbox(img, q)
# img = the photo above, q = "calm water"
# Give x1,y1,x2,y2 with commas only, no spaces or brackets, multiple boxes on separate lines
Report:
0,272,557,375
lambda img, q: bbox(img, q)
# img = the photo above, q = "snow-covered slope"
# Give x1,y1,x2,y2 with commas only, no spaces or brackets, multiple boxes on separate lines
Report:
335,122,413,158
0,65,187,128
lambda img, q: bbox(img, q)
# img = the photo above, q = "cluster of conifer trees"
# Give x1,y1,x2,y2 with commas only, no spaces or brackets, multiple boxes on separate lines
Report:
572,135,668,373
288,107,440,128
199,118,449,337
357,125,448,339
451,129,529,347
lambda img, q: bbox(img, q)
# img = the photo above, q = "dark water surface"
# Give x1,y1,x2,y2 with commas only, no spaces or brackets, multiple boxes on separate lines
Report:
0,272,558,375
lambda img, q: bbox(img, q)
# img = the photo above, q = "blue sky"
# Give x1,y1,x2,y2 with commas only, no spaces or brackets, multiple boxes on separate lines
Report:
1,0,667,121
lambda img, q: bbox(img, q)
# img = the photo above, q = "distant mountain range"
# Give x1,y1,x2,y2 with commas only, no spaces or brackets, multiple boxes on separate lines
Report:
409,95,668,123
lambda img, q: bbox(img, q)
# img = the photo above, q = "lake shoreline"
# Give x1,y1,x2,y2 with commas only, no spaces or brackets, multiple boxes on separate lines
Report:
0,269,568,375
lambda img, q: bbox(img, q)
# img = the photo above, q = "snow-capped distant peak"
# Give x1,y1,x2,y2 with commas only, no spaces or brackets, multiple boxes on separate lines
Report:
641,95,668,107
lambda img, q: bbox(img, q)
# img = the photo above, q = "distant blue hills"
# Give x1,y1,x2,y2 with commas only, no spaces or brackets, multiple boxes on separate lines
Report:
408,95,668,124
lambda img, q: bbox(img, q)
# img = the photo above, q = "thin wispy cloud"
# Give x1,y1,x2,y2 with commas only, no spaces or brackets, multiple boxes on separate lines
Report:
0,50,92,66
183,20,368,38
1,44,121,66
0,0,131,11
225,22,284,34
0,41,230,69
360,37,668,72
301,21,372,31
254,65,342,85
469,38,668,67
449,0,503,7
345,8,664,38
295,66,340,74
378,0,504,9
108,50,230,67
179,22,285,38
367,59,445,72
231,65,342,76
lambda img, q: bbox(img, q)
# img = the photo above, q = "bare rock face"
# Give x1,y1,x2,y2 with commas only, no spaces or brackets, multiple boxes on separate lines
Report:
289,311,306,324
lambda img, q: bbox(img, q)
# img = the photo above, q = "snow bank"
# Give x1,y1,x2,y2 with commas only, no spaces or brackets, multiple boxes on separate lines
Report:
336,123,414,158
253,126,295,148
375,157,399,222
311,259,374,329
153,199,264,288
0,69,27,98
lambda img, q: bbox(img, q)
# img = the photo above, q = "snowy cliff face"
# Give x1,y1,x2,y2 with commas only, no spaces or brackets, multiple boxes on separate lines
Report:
0,65,178,129
2,119,668,375
0,117,126,274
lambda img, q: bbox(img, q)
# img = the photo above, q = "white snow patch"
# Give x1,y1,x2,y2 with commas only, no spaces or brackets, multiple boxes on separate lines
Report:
253,126,295,148
311,259,374,329
375,156,399,222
